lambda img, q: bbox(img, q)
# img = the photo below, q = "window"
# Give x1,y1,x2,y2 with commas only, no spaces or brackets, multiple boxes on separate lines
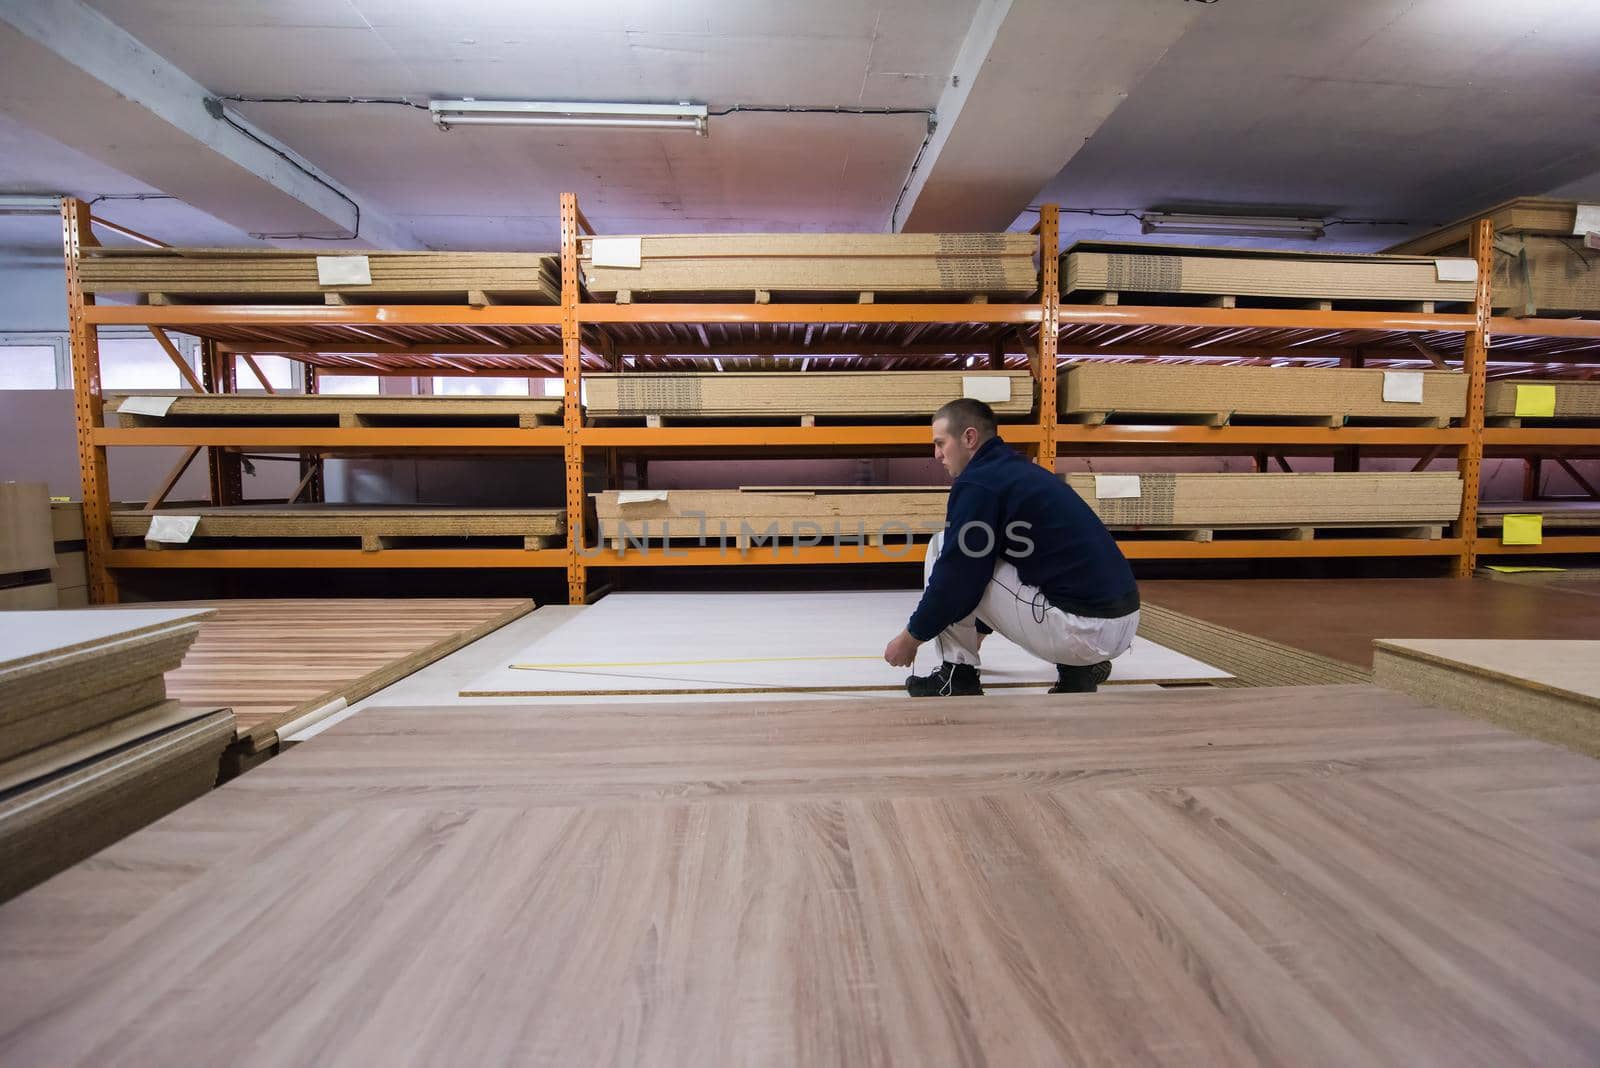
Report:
237,355,297,391
99,337,196,390
317,374,381,395
0,345,59,389
432,376,530,396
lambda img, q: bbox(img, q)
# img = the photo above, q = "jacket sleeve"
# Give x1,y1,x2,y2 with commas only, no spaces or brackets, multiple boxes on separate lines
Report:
907,482,1004,641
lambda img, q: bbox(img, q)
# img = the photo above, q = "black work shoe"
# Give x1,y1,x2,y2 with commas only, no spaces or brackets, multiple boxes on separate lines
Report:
906,661,983,697
1049,660,1113,694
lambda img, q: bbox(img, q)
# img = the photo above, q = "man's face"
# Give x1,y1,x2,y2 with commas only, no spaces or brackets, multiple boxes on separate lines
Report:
932,417,978,478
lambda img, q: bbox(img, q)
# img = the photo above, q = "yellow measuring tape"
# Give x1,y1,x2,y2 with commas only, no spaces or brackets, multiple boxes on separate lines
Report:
511,654,880,670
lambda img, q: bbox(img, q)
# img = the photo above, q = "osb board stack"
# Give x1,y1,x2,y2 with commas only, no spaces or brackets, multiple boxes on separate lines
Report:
0,608,226,902
155,598,536,751
111,506,565,548
585,371,1035,420
0,483,56,610
79,248,559,304
1484,378,1600,421
1137,578,1600,689
106,393,564,428
1373,639,1600,758
579,232,1038,299
594,487,948,546
1061,241,1477,304
1060,364,1467,425
1066,472,1462,532
1387,197,1598,314
5,687,1600,1063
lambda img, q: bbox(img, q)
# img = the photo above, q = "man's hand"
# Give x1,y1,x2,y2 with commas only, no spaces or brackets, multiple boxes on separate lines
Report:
883,628,921,668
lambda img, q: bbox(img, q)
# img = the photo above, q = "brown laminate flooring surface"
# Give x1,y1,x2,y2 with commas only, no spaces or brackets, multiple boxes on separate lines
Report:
2,686,1598,1066
1139,578,1600,670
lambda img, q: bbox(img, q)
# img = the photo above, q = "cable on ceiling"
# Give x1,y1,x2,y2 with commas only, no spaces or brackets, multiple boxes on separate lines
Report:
205,97,362,240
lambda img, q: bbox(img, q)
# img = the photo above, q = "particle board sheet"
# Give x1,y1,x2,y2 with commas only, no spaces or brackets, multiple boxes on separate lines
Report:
155,598,536,750
105,392,563,428
1481,567,1600,599
1065,472,1462,528
1482,235,1600,314
1373,639,1600,758
460,591,1227,696
1060,363,1467,422
579,231,1038,298
584,371,1034,419
1387,197,1584,256
1479,500,1600,530
78,248,559,303
1484,378,1600,420
110,505,565,543
594,489,950,544
0,482,54,575
1137,578,1600,687
0,707,233,904
1063,240,1477,303
5,686,1600,1064
0,609,212,764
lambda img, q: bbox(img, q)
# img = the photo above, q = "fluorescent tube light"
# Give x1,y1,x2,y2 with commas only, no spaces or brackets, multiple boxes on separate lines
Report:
430,100,708,135
1141,212,1326,240
0,195,63,216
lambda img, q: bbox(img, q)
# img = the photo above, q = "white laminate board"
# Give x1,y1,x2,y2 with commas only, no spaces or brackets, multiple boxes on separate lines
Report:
460,591,1228,696
0,609,214,672
1372,639,1600,702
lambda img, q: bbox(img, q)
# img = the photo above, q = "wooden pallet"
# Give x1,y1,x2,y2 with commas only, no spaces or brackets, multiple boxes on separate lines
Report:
107,394,563,429
1065,290,1455,313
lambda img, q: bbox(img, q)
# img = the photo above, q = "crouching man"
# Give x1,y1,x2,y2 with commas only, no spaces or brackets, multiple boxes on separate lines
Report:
883,398,1140,696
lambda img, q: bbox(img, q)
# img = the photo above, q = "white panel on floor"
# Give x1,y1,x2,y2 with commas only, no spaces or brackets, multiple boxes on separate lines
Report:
460,591,1228,697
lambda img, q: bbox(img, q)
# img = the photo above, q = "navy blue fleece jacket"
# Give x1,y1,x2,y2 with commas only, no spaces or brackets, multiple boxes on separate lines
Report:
907,436,1138,641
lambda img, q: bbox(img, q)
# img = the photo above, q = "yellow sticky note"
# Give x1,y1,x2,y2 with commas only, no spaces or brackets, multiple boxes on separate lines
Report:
1501,514,1543,546
1514,384,1556,418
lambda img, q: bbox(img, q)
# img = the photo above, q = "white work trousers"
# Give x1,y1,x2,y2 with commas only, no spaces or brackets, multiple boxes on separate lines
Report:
922,530,1139,669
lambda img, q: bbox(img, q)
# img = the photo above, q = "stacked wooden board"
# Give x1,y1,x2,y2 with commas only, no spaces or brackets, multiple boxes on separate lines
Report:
49,502,87,608
107,393,564,428
1483,378,1600,423
593,487,948,548
1060,363,1467,425
1479,500,1600,536
1387,197,1598,314
6,687,1600,1064
0,483,56,610
1061,241,1477,305
0,609,230,902
584,371,1034,421
112,505,565,550
79,248,559,304
1066,472,1462,537
579,232,1038,299
1373,639,1600,758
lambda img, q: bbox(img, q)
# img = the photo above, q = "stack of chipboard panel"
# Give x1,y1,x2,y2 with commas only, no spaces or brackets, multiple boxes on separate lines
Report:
105,393,564,429
79,248,559,304
584,371,1035,420
1065,472,1463,533
50,501,87,608
1387,198,1598,315
1,483,57,610
1060,364,1467,424
1061,241,1478,305
579,232,1038,299
109,505,566,549
0,609,231,902
593,487,949,547
1484,378,1600,422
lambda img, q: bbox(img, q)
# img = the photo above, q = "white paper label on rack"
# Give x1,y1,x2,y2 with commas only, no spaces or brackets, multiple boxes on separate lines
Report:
590,237,642,269
962,376,1011,403
117,395,176,417
145,514,200,543
616,490,669,506
1094,475,1142,500
1573,204,1600,236
1382,371,1425,403
316,255,371,286
1434,258,1477,283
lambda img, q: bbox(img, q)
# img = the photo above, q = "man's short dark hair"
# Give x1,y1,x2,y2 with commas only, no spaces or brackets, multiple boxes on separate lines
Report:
934,397,998,440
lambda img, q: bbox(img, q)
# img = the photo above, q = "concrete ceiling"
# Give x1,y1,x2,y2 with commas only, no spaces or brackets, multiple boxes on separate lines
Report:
1,0,1599,255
